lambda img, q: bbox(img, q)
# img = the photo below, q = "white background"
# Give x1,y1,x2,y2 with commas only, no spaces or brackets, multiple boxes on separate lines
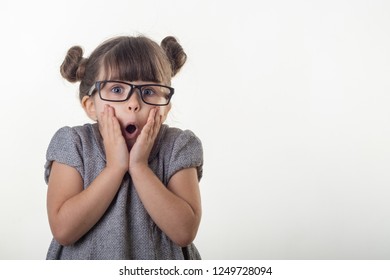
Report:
0,0,389,259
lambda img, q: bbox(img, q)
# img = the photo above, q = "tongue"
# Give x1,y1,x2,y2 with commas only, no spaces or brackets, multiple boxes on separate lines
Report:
126,124,136,134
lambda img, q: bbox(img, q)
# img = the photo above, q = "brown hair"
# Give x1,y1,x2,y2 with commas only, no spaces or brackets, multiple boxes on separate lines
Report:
60,35,187,101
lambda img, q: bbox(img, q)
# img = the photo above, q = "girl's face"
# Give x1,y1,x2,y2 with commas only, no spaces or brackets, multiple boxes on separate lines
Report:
82,80,171,149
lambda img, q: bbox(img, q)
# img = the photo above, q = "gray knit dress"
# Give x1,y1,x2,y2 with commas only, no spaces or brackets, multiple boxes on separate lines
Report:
44,123,203,259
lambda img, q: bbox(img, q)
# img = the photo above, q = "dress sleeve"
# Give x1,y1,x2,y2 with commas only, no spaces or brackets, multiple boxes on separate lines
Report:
167,130,203,183
44,126,84,184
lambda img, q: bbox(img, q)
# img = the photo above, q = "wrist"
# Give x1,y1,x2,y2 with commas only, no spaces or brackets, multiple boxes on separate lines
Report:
105,164,128,178
129,162,150,177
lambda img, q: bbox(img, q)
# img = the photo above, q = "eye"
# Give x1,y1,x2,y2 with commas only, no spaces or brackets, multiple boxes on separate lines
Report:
110,85,125,95
142,87,156,96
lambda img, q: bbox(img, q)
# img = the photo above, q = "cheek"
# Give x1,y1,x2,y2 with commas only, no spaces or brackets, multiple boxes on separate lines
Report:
159,105,171,121
94,101,117,122
94,104,105,121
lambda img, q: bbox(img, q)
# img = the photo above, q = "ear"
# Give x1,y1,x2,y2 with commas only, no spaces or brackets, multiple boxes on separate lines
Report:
81,96,97,121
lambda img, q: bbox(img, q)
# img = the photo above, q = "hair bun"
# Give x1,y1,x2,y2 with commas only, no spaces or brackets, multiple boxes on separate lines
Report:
161,36,187,77
60,46,87,82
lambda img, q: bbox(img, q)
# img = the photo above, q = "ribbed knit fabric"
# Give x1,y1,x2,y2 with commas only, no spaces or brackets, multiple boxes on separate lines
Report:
44,123,203,260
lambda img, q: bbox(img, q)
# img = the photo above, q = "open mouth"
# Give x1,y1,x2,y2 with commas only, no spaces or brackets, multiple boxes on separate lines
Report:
125,124,137,135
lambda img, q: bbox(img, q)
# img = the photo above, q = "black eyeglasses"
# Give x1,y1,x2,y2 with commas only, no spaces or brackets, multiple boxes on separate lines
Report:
88,80,174,106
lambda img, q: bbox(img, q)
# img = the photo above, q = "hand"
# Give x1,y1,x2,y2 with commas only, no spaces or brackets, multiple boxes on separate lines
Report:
99,105,129,174
129,107,162,171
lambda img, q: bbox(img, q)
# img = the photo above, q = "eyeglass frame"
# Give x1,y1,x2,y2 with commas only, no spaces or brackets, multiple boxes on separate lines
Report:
87,80,175,106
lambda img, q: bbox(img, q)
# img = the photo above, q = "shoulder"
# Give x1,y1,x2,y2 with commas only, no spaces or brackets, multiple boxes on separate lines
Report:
46,123,101,160
47,126,81,154
45,123,103,184
48,123,98,149
159,125,203,155
161,125,202,145
157,125,203,181
51,123,96,140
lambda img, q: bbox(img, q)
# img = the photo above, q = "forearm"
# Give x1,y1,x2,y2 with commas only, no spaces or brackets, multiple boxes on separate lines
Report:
50,167,125,245
130,165,200,247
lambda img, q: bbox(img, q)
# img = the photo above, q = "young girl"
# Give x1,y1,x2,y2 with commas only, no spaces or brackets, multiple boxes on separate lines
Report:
44,35,203,259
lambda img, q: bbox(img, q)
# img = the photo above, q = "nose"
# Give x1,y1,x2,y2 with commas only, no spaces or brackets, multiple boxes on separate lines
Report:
127,89,141,112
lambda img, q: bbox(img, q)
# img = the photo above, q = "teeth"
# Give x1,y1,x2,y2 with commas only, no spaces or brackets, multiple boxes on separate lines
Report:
126,124,136,134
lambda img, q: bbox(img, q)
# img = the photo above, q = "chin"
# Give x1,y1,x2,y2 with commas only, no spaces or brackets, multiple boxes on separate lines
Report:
126,139,136,151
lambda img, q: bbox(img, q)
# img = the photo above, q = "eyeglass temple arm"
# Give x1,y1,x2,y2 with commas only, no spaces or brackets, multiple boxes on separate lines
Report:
87,83,97,96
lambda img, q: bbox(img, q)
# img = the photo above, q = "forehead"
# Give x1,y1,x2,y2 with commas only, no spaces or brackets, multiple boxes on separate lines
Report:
97,41,172,84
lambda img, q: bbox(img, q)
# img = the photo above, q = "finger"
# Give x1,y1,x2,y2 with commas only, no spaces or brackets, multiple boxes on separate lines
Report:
110,110,123,138
142,108,156,136
107,105,116,132
100,105,117,138
99,105,109,131
107,106,123,139
148,107,160,140
102,105,112,134
152,107,162,137
148,107,157,124
143,107,161,143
